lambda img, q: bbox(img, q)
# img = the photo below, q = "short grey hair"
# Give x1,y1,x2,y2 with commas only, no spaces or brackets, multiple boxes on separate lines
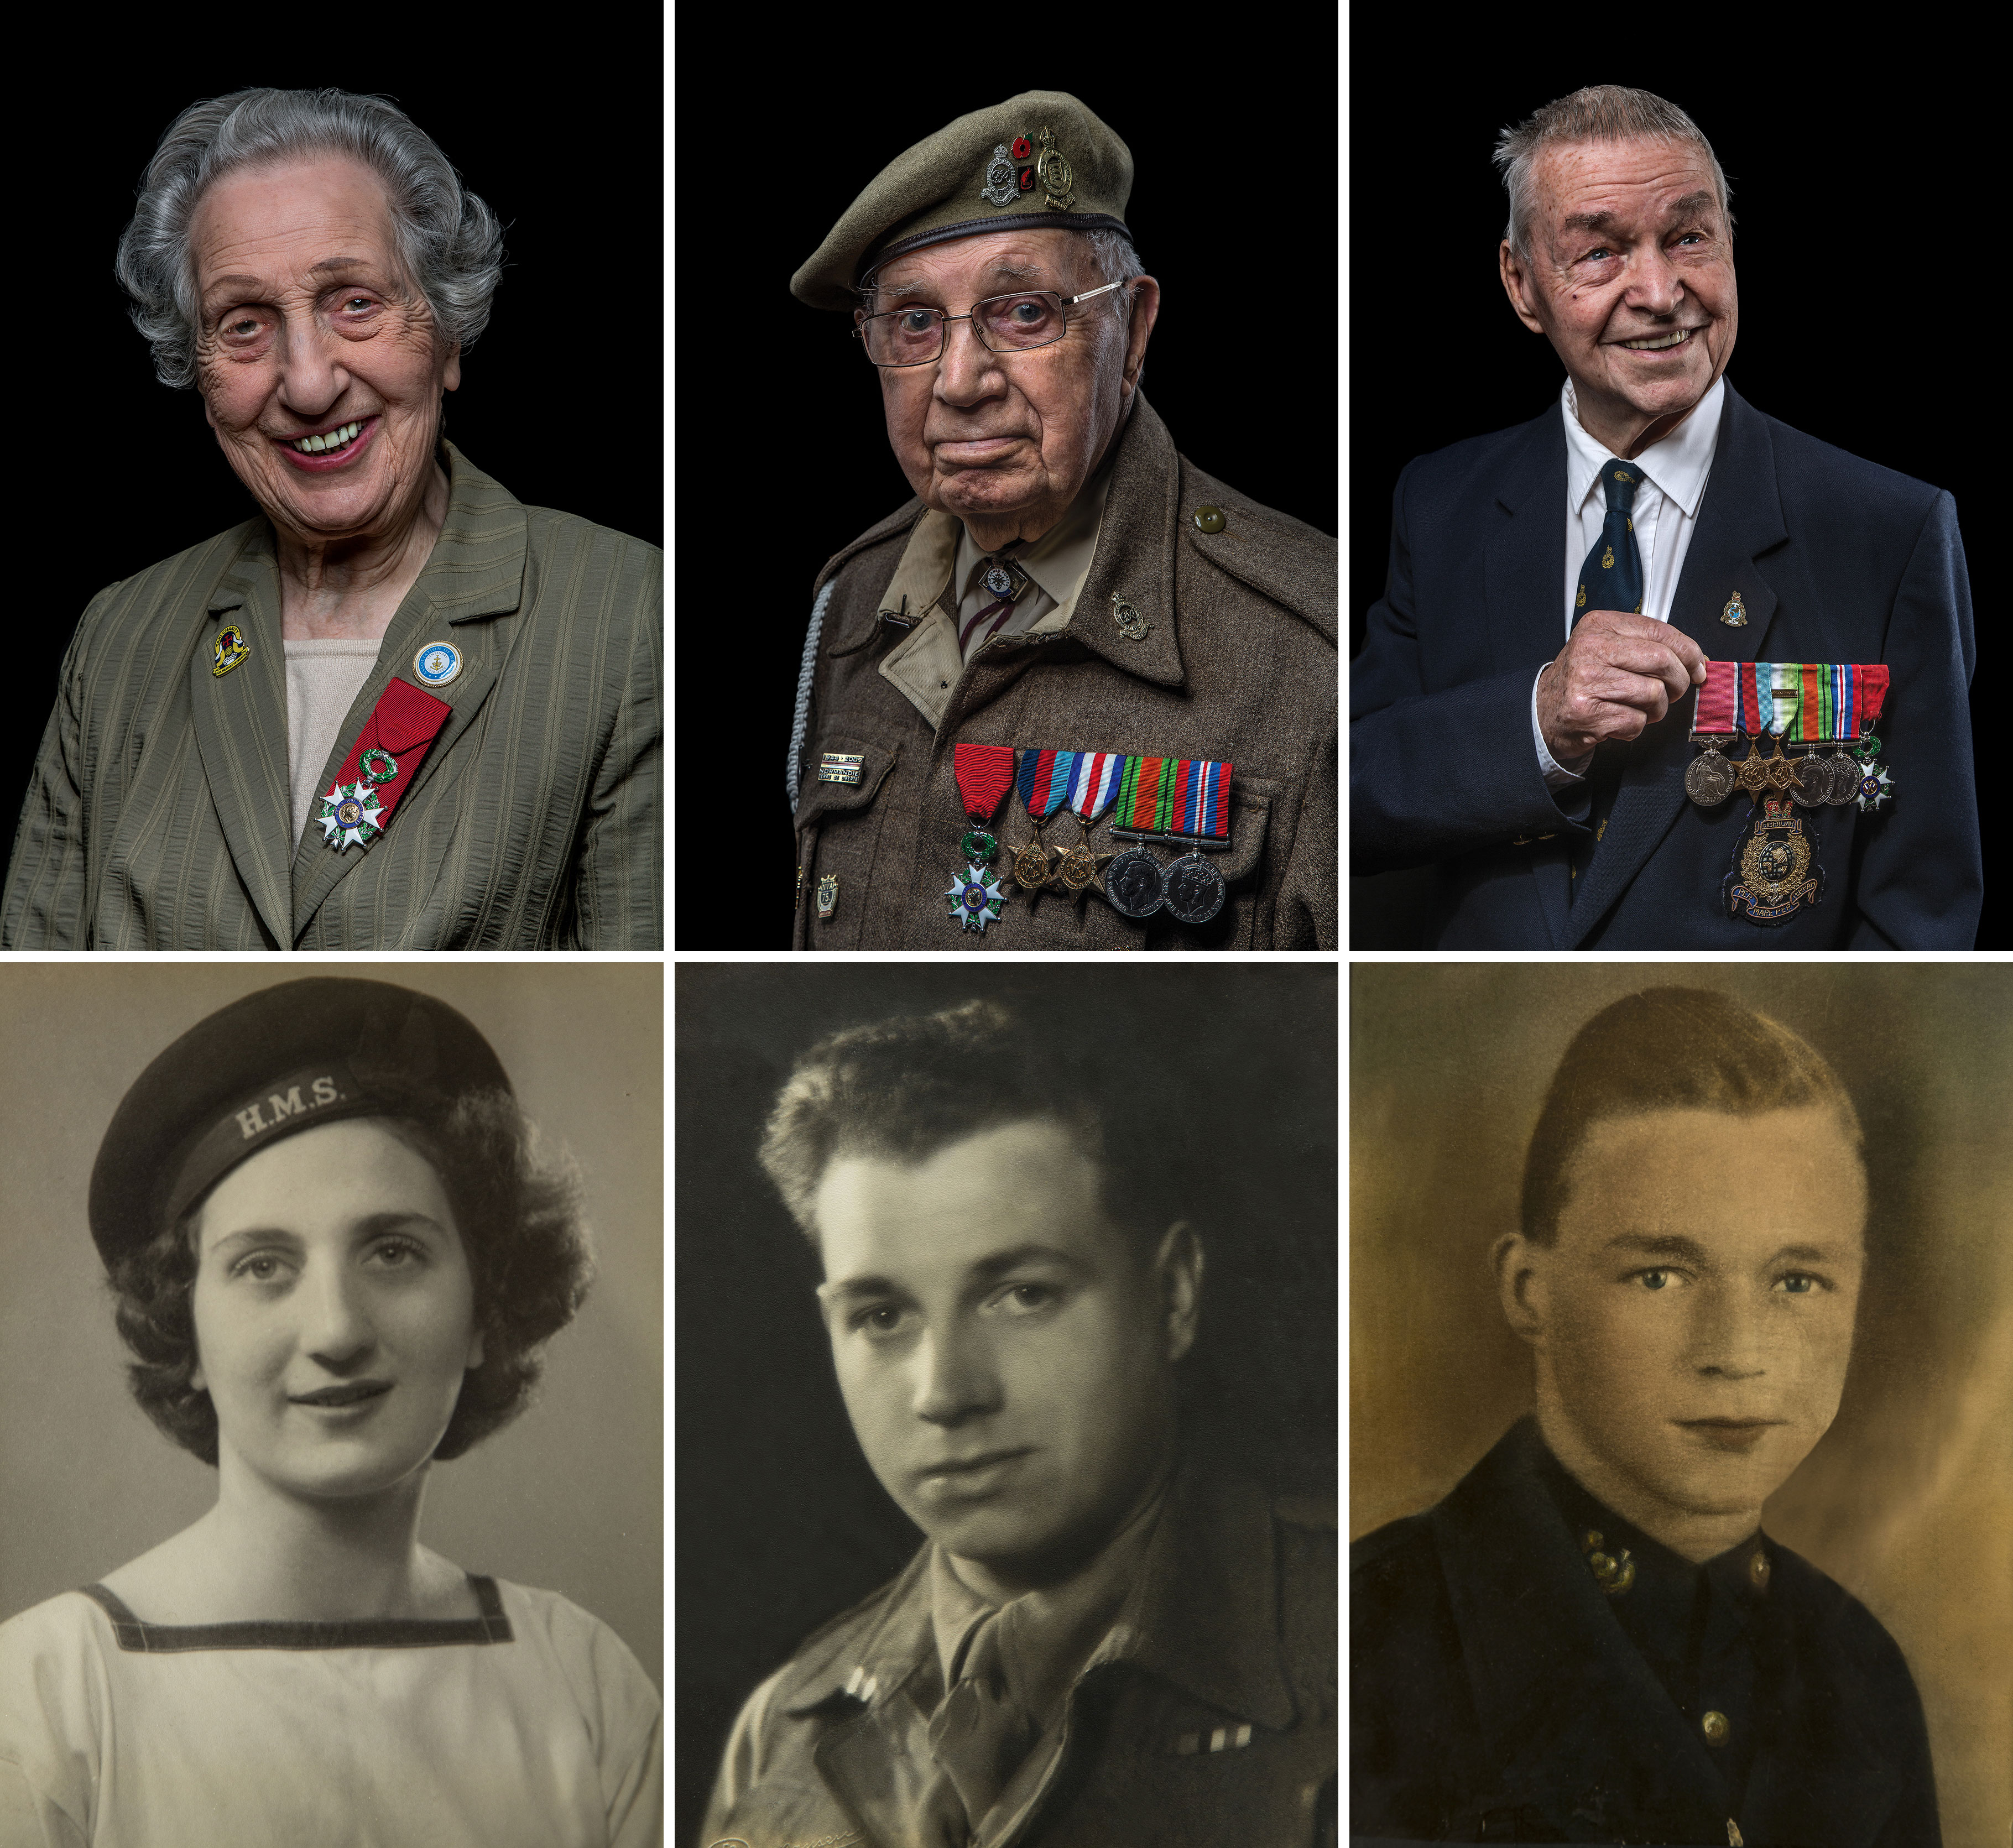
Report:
1493,85,1734,262
115,87,505,391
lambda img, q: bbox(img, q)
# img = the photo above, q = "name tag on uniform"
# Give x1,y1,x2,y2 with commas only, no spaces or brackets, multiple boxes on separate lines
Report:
818,753,864,785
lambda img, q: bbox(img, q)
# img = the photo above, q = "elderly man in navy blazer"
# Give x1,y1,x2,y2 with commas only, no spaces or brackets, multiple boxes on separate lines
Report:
1351,85,1980,949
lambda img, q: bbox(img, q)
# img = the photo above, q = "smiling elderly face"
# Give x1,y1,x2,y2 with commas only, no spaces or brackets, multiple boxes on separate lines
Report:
1498,136,1738,455
863,228,1159,549
189,154,461,546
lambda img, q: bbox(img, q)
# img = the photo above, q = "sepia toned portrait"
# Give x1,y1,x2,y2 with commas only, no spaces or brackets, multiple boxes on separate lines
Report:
677,963,1337,1847
1350,964,2012,1847
0,963,663,1845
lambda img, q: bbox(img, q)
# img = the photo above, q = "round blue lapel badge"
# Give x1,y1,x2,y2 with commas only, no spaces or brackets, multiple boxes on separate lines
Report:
413,640,463,688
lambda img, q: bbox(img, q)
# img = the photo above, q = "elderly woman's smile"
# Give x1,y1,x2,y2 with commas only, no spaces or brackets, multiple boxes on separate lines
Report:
190,154,460,576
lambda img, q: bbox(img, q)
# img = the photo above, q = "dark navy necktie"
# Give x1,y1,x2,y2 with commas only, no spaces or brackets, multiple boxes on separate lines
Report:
1568,458,1647,903
1574,459,1646,624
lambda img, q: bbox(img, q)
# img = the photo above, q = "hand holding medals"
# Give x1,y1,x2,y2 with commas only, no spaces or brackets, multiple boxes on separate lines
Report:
1685,661,1892,926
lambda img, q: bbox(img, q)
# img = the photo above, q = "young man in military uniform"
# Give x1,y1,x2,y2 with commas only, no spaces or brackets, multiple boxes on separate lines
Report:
786,92,1336,951
1352,988,1941,1846
702,1000,1336,1847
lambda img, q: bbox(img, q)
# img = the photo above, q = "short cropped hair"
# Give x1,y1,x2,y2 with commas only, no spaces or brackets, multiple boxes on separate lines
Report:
759,998,1191,1261
1493,84,1735,262
115,86,505,391
108,1084,593,1466
1521,988,1862,1247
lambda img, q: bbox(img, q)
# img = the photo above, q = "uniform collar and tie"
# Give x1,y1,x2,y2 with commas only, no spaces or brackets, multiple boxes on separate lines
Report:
1562,373,1723,551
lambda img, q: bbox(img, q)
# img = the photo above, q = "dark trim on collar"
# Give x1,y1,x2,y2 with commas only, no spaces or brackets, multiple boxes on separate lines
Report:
80,1574,514,1653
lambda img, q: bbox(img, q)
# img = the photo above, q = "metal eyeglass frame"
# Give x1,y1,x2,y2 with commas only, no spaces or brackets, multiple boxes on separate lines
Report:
853,279,1130,367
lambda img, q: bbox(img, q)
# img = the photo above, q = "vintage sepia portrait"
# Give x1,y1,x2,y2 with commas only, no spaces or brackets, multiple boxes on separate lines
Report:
0,962,663,1844
677,962,1337,1847
1350,964,2012,1847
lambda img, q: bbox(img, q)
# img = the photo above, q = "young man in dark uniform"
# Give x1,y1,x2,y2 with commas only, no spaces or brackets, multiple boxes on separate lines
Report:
1352,988,1941,1846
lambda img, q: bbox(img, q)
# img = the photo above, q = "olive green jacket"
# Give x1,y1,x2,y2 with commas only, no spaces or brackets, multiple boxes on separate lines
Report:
702,1460,1338,1848
2,443,660,949
788,395,1337,949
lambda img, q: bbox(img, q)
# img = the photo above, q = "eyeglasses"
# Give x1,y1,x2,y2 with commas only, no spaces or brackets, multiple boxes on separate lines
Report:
853,280,1130,368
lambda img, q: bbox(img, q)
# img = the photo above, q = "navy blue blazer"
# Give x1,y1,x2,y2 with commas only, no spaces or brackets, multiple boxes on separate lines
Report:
1352,1419,1942,1846
1350,383,1980,947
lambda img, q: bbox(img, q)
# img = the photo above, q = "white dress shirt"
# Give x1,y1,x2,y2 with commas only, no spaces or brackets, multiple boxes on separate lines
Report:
1532,373,1726,787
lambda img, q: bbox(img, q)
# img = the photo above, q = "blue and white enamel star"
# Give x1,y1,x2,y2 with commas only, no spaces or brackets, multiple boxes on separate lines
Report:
946,862,1009,932
317,780,384,850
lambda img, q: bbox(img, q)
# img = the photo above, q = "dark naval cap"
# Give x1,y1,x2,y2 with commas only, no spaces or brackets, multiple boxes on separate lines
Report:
790,90,1133,312
88,979,510,1271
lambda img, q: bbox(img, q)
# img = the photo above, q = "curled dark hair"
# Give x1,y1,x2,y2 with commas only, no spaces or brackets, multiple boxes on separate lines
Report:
108,1087,593,1466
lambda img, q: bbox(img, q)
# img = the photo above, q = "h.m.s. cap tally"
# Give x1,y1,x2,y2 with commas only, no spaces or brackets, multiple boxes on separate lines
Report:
88,979,510,1271
790,91,1134,313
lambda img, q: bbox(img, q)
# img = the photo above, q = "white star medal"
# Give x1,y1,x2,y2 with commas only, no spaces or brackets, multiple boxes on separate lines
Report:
318,779,384,850
945,864,1008,932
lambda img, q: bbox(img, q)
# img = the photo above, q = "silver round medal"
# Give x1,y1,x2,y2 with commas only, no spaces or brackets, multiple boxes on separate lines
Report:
1788,750,1828,807
1102,845,1165,919
1162,851,1227,925
1685,749,1735,806
1823,748,1858,806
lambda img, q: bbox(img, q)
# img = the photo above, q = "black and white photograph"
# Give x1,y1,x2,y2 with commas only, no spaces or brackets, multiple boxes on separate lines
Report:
0,963,663,1845
677,963,1338,1848
1350,964,2013,1847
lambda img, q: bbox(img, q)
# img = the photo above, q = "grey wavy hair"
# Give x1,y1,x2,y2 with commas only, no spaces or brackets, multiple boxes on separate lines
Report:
115,87,505,391
1493,85,1734,262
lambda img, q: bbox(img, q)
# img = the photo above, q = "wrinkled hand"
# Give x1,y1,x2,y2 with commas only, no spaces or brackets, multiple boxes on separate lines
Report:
1537,610,1707,766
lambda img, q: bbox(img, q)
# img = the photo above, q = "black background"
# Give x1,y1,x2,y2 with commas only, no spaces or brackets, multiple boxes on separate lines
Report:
3,38,662,860
674,964,1337,1848
1348,50,2005,949
671,29,1341,948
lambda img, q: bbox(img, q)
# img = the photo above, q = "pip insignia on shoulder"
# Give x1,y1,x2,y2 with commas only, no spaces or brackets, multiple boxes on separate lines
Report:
211,623,249,677
1582,1529,1636,1596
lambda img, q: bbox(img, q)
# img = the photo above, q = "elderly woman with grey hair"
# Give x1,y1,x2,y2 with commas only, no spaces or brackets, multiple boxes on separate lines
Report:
1,88,660,951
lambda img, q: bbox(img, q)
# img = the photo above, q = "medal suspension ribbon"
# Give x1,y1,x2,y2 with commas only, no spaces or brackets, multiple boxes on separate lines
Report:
1010,749,1074,891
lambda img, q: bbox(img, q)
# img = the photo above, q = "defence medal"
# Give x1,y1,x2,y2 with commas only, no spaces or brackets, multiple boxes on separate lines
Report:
946,742,1015,933
1685,661,1738,806
1725,796,1826,925
1109,755,1235,925
1056,751,1125,895
1009,748,1070,896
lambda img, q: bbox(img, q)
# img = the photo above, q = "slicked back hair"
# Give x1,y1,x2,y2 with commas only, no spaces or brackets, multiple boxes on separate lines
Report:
115,86,505,392
759,998,1192,1266
1521,988,1862,1248
1493,85,1734,262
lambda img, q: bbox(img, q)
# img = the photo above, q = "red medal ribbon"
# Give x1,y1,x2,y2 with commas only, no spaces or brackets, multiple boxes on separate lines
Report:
1855,665,1889,728
1696,661,1738,733
325,677,453,829
953,743,1015,823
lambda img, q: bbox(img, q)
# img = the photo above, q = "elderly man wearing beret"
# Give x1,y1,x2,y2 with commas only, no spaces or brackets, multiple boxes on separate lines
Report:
2,87,660,951
786,92,1337,950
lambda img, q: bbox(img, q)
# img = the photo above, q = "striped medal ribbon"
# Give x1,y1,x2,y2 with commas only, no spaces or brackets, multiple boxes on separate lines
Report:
1105,757,1235,925
1054,752,1126,895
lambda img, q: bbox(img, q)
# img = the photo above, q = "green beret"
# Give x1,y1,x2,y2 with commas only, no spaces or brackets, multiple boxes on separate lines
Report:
88,979,510,1270
791,90,1133,312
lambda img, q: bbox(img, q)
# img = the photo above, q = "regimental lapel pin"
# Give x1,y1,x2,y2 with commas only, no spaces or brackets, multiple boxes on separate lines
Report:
1582,1529,1637,1596
816,874,840,920
212,623,250,677
1722,591,1749,627
1110,592,1151,641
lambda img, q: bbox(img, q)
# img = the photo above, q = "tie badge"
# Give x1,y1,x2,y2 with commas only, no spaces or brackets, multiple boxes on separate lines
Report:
212,624,250,677
413,640,463,688
1722,592,1749,628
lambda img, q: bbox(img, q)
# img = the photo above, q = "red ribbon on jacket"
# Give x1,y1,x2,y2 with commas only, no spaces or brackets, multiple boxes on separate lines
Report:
324,677,453,831
953,743,1015,823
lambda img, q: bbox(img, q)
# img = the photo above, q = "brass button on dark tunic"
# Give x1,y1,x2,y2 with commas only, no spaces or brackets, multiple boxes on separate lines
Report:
1192,505,1225,534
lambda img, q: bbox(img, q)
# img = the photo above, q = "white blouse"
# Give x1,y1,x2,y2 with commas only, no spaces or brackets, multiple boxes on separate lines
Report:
0,1575,661,1847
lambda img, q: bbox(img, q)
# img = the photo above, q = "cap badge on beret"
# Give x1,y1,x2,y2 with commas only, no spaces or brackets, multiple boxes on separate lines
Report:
979,125,1076,212
318,780,385,851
